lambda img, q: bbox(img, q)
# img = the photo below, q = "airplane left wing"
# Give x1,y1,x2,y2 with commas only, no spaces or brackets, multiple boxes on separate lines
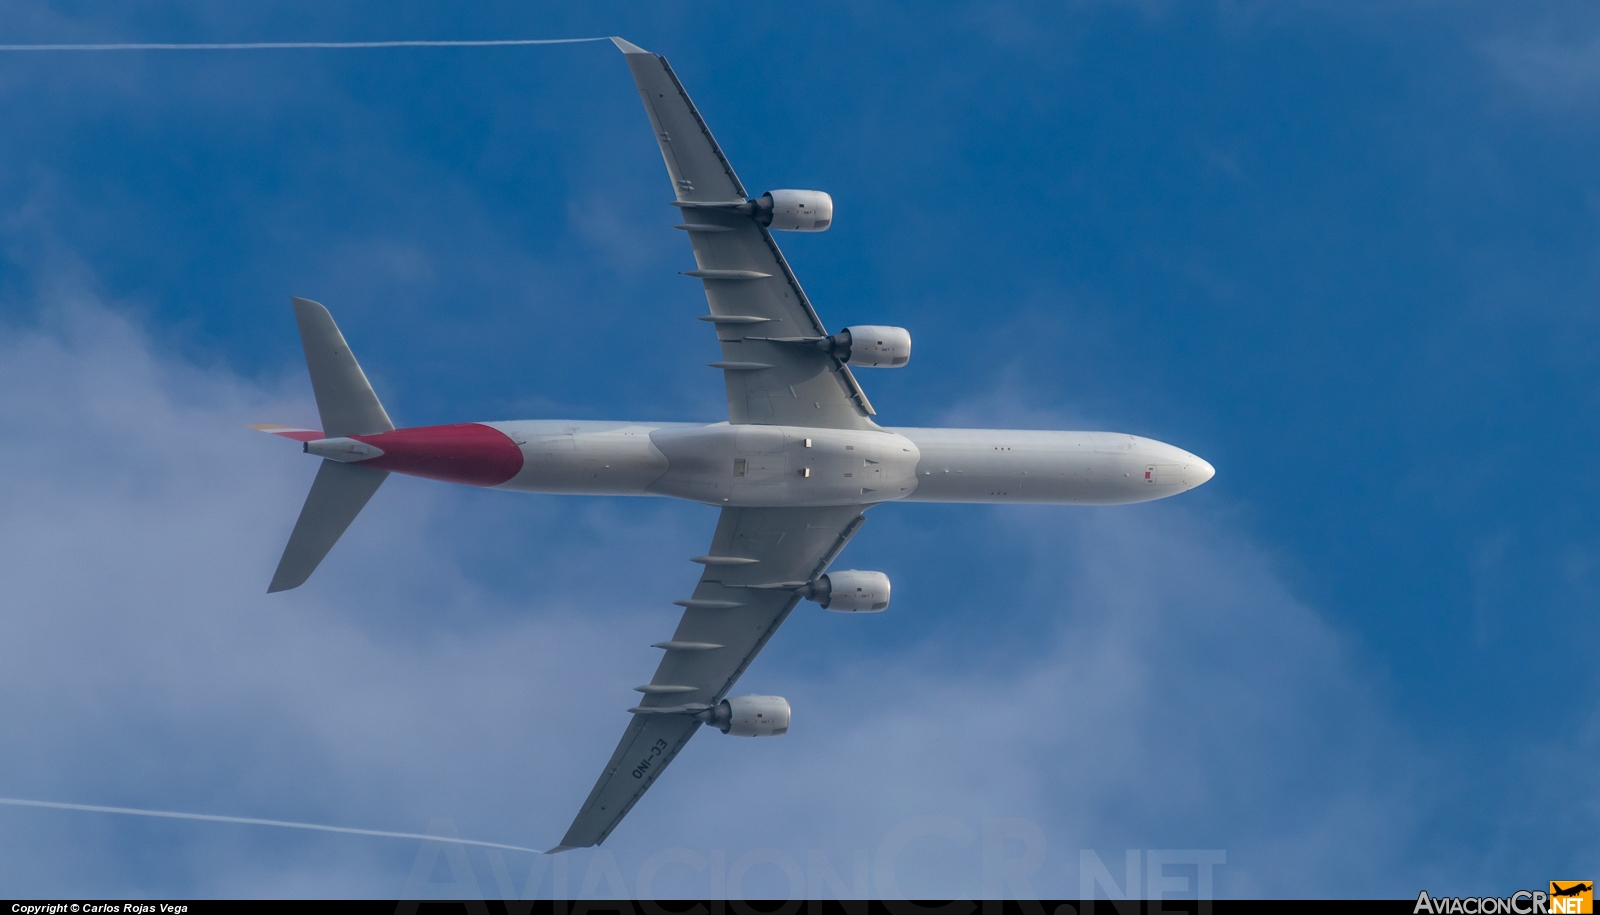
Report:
555,503,869,850
611,37,877,430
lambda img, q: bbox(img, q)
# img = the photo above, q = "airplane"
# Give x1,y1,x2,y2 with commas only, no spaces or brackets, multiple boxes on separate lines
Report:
252,36,1216,852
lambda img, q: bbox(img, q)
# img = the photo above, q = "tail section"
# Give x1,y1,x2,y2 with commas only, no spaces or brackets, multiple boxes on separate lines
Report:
264,298,394,592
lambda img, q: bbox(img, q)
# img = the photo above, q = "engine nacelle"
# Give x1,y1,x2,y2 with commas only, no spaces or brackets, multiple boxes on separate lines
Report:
754,189,833,232
700,695,791,736
828,326,911,368
807,570,891,612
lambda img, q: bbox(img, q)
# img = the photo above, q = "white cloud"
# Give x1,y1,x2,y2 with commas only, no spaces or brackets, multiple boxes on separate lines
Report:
1484,29,1600,104
0,292,678,895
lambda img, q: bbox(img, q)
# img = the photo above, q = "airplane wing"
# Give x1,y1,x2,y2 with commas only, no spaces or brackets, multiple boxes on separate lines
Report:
554,503,868,850
611,37,877,430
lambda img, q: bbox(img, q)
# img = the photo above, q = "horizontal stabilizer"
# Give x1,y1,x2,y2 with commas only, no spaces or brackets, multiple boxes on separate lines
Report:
292,297,394,439
268,459,388,593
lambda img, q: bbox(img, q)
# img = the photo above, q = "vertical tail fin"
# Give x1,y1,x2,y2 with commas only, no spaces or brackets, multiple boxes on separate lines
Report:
267,298,394,592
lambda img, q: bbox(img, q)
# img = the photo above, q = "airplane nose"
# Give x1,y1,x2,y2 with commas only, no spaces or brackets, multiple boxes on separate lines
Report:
1126,437,1214,496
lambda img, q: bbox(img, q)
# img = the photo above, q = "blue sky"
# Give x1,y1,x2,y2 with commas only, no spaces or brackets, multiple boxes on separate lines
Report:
0,0,1596,900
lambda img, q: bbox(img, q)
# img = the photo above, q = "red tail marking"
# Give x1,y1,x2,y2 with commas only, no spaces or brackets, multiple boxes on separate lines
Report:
353,423,524,487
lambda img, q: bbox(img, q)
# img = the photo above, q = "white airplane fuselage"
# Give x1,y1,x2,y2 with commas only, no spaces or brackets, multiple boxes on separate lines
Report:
306,420,1214,507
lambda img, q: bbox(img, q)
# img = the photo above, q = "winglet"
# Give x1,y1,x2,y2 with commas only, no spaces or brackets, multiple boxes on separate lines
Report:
610,36,650,55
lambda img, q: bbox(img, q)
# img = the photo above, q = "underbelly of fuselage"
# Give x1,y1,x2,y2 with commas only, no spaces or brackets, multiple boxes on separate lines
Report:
457,420,1211,506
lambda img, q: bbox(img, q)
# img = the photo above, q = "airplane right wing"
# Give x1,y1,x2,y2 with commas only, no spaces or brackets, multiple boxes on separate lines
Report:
554,502,869,850
612,37,877,430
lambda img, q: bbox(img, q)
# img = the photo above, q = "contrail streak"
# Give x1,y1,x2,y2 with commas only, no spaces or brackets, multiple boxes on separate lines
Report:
0,38,610,52
0,797,539,854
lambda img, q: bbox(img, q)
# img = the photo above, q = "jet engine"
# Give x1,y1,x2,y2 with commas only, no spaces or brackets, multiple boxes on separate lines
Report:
753,189,833,232
698,695,791,736
826,326,911,368
806,570,891,612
